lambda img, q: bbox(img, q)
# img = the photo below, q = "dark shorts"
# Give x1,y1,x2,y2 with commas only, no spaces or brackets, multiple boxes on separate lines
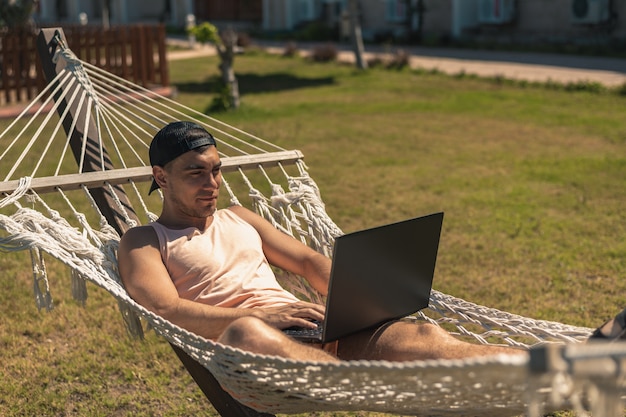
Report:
310,340,339,357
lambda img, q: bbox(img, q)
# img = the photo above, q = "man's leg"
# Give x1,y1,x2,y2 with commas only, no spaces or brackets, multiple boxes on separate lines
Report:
589,307,626,340
336,320,525,361
217,316,339,362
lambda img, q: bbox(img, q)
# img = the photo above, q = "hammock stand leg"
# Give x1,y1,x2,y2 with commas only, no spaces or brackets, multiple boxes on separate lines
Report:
36,27,271,417
171,344,275,417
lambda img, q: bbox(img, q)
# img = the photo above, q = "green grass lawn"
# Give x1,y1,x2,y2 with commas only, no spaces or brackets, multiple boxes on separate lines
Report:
1,50,626,415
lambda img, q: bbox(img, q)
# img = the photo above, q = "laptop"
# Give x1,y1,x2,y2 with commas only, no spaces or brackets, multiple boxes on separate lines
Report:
283,211,444,343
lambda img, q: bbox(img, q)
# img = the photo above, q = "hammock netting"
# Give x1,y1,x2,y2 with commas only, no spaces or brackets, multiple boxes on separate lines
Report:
1,32,626,416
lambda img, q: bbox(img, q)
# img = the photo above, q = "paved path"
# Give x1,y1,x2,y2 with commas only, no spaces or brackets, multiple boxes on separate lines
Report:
378,46,626,87
169,38,626,87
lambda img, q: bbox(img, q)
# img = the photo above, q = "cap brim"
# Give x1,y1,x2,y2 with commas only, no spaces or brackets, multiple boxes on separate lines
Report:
148,178,159,195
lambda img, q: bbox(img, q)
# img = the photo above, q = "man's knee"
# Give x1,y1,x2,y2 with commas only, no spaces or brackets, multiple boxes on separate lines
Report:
382,319,448,340
218,316,280,350
412,321,449,338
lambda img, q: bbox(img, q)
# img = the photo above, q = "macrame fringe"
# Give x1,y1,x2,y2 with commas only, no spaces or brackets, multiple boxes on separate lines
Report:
70,269,88,306
117,300,145,339
30,247,54,312
99,240,144,339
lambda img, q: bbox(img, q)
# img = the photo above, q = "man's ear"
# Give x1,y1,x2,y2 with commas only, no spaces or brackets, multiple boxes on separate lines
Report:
152,166,167,190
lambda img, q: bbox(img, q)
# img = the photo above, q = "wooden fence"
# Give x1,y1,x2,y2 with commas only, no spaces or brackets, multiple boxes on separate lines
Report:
0,24,169,107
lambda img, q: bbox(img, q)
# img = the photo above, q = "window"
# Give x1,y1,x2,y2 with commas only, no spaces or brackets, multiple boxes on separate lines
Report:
297,0,315,21
386,0,407,22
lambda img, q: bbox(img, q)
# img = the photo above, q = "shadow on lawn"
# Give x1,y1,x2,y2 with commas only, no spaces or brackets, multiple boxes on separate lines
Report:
238,72,336,93
175,72,335,95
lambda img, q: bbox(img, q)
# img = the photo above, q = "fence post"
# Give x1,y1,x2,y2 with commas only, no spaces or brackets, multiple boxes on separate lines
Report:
120,26,130,81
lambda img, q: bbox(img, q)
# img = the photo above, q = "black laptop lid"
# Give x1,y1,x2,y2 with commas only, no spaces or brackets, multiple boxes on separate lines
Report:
322,212,444,342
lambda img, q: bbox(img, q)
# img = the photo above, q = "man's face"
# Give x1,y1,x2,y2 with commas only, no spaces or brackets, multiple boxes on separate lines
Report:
157,146,222,219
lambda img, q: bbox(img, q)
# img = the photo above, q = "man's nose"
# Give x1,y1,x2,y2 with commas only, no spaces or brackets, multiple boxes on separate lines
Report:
205,173,219,188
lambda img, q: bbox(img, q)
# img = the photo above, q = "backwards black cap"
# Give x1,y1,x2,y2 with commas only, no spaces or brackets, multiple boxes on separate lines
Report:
149,121,217,194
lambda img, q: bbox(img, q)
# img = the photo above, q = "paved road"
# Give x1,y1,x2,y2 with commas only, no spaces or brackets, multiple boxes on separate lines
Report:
169,37,626,87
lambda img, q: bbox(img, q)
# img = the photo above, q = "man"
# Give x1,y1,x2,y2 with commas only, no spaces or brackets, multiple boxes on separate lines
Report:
117,121,621,363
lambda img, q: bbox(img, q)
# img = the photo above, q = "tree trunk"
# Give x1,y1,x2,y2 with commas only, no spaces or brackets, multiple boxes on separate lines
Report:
218,29,240,109
348,0,367,70
219,59,240,109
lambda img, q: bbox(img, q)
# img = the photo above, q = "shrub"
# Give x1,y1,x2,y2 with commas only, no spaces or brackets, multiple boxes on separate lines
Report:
311,43,338,62
367,56,384,68
386,49,410,70
187,22,220,45
294,21,336,41
564,80,606,94
283,41,299,57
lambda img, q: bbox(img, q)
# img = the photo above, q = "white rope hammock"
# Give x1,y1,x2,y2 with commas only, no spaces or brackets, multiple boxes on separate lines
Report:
1,34,626,416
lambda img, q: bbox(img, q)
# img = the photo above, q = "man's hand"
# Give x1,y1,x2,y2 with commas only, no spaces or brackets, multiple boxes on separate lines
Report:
251,301,325,330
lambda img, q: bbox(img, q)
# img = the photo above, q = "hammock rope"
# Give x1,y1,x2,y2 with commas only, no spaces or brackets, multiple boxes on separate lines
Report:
2,35,626,416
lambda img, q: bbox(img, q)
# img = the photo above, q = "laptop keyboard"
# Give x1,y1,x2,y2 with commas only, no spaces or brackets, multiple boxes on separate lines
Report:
283,320,323,341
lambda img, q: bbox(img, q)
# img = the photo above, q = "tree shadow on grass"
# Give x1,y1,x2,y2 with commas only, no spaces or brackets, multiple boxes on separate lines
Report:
237,72,336,94
175,77,219,94
175,72,336,96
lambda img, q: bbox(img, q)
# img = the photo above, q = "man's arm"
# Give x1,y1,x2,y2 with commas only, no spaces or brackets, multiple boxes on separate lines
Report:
228,205,332,296
118,225,324,339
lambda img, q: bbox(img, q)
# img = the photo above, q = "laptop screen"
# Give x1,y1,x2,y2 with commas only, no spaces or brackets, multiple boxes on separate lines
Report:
322,212,444,342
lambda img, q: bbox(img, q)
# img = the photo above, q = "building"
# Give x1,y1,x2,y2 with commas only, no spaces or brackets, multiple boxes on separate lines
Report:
33,0,261,28
32,0,626,44
355,0,626,43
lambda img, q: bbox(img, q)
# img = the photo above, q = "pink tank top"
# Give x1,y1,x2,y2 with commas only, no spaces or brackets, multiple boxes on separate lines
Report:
149,209,299,309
